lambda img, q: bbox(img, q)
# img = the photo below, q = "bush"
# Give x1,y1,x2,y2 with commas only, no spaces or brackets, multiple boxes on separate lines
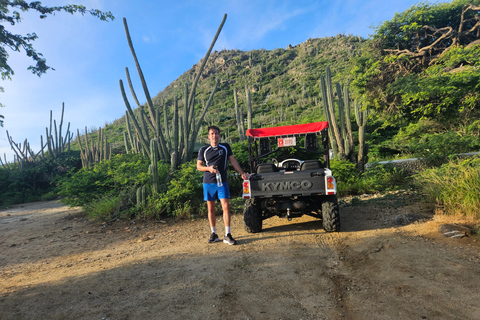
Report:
0,151,82,207
381,119,480,158
83,187,137,221
58,153,163,207
415,156,480,218
330,160,412,196
147,161,204,218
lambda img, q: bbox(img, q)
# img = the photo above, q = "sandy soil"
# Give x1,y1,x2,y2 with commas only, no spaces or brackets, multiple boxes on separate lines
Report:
1,194,479,320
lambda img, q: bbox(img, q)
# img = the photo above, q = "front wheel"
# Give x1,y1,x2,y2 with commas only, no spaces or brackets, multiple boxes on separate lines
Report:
322,195,340,232
244,199,262,233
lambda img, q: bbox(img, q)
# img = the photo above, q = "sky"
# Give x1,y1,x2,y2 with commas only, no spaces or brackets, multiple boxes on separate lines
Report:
0,0,425,162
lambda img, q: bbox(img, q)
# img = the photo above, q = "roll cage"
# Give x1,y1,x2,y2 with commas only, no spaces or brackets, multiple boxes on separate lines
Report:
246,121,330,173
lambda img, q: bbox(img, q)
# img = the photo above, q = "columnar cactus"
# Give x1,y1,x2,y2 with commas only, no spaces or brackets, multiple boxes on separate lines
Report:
320,66,369,169
343,84,355,162
355,99,368,171
246,85,253,129
149,139,159,195
234,88,245,141
136,185,146,207
77,125,112,168
120,15,226,181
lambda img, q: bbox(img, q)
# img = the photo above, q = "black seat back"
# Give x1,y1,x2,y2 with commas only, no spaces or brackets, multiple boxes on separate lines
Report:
256,163,277,173
300,160,323,170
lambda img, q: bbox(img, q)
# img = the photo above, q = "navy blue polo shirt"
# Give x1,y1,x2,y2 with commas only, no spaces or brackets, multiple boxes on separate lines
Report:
198,143,233,184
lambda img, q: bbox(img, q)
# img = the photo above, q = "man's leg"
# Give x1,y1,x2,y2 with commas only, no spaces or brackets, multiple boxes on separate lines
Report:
220,198,237,245
207,200,216,228
207,200,220,243
220,198,230,229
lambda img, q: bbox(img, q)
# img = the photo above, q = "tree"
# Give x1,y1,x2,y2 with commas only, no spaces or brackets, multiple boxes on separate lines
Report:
0,1,114,123
351,0,480,124
1,1,114,81
375,0,480,68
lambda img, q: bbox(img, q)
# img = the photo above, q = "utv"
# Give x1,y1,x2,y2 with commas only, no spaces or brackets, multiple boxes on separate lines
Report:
242,121,340,233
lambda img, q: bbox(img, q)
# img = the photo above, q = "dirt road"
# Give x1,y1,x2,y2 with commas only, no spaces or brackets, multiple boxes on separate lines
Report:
1,194,479,320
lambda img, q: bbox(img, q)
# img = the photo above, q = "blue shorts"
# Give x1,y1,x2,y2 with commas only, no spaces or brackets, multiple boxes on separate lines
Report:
203,183,230,201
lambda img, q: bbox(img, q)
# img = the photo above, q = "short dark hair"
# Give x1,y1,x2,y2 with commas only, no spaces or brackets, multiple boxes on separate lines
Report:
208,125,220,134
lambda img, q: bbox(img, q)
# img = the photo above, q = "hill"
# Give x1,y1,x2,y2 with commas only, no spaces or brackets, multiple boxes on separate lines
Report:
89,34,369,152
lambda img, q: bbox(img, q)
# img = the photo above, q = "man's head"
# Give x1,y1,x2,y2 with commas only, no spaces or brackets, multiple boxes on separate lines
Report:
208,126,220,146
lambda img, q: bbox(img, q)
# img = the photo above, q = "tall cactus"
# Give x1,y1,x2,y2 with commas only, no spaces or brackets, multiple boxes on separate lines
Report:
343,84,355,161
77,125,112,168
321,66,345,159
121,15,226,176
246,85,253,129
324,66,345,159
355,100,368,171
319,76,337,156
136,185,146,207
234,88,245,141
320,66,369,168
149,139,159,195
336,82,348,155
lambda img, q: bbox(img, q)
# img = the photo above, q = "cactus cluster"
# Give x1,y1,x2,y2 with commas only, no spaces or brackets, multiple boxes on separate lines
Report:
149,139,159,195
320,66,369,170
76,125,112,169
2,103,73,171
136,185,146,207
120,15,227,197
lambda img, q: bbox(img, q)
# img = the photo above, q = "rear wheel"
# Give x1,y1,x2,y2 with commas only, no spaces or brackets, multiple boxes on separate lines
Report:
322,195,340,232
244,199,262,233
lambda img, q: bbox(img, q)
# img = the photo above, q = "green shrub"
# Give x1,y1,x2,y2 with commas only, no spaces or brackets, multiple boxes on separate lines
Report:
147,161,204,218
415,156,480,218
83,187,137,221
58,153,161,207
357,163,411,194
330,160,412,196
0,151,82,207
381,119,480,159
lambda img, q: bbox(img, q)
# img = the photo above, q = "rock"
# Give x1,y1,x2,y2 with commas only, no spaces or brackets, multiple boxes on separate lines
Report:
394,214,430,226
438,224,472,238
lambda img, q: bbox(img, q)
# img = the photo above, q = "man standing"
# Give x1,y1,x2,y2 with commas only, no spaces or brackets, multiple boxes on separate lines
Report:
197,126,249,245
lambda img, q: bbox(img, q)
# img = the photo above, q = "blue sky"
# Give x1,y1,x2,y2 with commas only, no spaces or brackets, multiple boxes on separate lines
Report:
0,0,423,162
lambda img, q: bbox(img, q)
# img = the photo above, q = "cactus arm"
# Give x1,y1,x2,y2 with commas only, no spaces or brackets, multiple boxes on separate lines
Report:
120,79,151,157
188,78,219,159
234,88,244,141
325,66,345,157
58,103,64,153
343,84,355,160
77,129,87,168
246,85,253,129
150,139,159,195
172,98,179,169
187,14,227,112
163,102,172,153
123,18,157,127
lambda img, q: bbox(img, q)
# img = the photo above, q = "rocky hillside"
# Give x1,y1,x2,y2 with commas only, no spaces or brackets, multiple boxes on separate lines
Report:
94,34,368,152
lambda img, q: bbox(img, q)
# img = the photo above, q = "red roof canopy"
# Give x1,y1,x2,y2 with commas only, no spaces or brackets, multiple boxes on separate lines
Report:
246,121,329,139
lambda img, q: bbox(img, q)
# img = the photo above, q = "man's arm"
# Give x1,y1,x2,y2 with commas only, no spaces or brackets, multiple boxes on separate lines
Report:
228,155,249,180
197,160,217,173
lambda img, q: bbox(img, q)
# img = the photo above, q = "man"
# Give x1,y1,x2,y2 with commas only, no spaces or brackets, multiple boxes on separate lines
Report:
197,126,249,245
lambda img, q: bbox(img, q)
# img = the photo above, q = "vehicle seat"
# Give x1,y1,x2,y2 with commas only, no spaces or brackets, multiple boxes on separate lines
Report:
300,160,323,170
256,163,277,173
